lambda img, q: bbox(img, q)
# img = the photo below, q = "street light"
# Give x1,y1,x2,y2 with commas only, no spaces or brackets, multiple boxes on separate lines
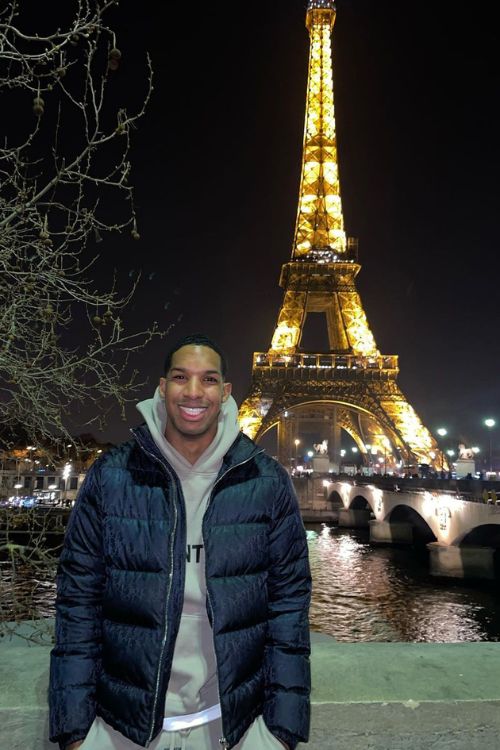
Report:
294,438,300,466
62,462,72,506
436,428,447,473
484,418,496,473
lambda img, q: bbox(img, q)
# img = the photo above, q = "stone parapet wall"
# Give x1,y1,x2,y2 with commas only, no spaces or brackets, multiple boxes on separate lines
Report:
2,623,500,749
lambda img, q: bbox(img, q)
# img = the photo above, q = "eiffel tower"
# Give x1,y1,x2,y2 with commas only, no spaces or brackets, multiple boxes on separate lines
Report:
238,0,440,474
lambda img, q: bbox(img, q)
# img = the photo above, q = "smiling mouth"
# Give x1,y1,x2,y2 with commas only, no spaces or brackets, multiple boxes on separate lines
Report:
178,406,207,417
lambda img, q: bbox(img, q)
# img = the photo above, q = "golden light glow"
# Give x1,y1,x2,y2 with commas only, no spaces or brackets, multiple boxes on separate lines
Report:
271,323,301,352
382,398,437,466
338,291,379,356
238,395,273,439
293,5,345,259
238,414,261,440
237,1,441,473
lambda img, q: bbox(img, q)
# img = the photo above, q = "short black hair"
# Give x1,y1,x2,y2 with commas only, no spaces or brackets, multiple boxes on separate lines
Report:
163,333,228,379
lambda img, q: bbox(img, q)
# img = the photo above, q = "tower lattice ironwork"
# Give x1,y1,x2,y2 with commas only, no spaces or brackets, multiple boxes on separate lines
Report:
238,0,439,473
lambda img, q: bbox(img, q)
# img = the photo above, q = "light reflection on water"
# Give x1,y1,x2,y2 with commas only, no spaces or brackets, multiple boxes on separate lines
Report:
307,524,500,642
2,525,500,642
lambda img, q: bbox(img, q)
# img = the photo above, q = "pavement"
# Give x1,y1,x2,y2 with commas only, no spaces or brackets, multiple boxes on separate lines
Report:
1,621,500,750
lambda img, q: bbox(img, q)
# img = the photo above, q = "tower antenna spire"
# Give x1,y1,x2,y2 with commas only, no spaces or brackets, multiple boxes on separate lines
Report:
294,0,345,261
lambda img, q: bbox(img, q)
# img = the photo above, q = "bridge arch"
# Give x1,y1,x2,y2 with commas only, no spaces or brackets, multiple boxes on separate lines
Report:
386,504,436,544
349,494,373,512
327,489,343,507
452,524,500,549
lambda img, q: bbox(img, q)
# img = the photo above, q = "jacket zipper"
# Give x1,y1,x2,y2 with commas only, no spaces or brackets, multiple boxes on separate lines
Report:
133,437,181,747
203,451,264,749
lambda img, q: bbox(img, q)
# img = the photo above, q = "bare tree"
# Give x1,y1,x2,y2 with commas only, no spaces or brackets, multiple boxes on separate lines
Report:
0,0,164,446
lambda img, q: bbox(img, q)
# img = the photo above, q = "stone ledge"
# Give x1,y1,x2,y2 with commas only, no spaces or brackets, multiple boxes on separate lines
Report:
307,700,500,750
309,633,500,703
1,624,500,749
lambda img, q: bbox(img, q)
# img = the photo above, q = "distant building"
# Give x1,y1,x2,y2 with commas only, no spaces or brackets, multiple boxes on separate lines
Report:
0,431,113,504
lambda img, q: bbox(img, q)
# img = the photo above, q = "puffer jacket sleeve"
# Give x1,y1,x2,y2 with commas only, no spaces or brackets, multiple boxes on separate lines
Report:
49,459,106,749
263,468,311,750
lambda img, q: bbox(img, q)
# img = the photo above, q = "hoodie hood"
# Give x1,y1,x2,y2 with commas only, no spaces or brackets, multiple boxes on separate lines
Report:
136,386,241,475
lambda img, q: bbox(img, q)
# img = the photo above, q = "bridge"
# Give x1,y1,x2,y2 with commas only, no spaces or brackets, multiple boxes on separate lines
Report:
293,475,500,579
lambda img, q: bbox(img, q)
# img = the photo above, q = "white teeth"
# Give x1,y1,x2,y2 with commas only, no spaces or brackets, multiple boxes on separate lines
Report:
180,407,206,415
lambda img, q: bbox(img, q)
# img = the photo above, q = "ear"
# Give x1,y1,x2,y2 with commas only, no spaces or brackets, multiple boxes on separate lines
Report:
222,382,232,402
159,377,166,398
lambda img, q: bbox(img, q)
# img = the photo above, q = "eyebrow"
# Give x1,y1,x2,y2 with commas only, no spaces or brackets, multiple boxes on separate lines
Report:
170,367,221,376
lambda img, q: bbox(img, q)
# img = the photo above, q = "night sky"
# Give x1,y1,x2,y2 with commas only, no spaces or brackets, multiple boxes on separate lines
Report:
72,1,500,461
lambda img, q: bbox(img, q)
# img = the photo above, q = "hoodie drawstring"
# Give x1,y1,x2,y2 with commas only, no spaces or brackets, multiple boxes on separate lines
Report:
166,728,189,750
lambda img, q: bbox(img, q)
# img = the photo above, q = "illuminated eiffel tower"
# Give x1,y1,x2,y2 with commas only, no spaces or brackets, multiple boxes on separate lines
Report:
238,0,439,473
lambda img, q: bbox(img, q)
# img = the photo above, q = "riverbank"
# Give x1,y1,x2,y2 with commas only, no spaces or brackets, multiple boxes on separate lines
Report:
2,622,500,749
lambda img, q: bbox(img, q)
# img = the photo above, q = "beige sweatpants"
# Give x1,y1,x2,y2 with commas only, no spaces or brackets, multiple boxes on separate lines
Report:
78,714,285,750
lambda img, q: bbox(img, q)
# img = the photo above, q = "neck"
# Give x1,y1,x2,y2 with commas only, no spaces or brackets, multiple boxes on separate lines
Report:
164,426,217,465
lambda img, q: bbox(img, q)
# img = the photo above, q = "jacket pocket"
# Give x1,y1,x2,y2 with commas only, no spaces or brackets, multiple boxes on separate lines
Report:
238,715,285,750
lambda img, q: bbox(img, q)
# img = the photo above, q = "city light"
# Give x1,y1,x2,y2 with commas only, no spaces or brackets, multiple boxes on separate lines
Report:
294,438,301,465
436,428,448,472
484,419,496,473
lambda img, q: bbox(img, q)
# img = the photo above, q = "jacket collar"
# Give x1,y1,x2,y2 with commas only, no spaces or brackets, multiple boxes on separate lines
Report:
131,423,263,472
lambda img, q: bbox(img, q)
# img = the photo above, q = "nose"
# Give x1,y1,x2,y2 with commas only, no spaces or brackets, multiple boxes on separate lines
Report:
185,376,203,399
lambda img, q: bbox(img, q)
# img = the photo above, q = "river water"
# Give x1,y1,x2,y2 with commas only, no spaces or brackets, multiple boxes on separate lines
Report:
1,523,499,642
307,523,500,642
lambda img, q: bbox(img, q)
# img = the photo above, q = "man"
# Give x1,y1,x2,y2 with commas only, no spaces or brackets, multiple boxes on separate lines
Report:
49,333,311,750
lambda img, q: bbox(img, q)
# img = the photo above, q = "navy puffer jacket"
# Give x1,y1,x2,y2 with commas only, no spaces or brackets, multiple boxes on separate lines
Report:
49,426,311,749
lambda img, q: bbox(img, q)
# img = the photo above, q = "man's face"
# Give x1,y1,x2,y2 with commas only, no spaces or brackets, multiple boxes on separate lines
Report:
159,344,232,448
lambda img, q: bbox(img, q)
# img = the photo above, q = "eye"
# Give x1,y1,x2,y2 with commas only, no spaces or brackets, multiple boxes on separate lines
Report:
204,376,219,383
172,374,186,381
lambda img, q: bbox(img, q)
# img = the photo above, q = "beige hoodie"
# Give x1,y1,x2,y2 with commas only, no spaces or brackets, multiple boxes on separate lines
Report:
78,391,284,749
136,387,241,716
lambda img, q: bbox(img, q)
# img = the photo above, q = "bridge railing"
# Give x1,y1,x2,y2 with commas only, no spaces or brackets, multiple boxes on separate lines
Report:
253,352,398,373
325,473,500,504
